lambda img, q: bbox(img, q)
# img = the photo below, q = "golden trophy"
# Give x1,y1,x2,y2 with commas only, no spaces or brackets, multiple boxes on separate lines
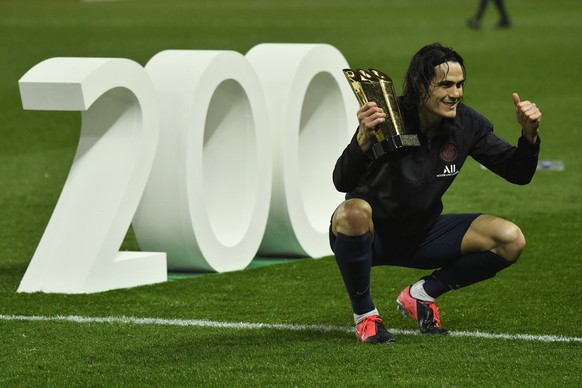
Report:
343,68,420,159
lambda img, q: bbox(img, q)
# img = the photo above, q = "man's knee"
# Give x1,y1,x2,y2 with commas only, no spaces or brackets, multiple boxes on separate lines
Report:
462,215,526,262
499,222,526,262
332,199,373,236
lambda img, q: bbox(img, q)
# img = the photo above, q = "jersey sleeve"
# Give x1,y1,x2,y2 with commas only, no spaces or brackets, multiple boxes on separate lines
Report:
471,126,540,185
332,129,370,193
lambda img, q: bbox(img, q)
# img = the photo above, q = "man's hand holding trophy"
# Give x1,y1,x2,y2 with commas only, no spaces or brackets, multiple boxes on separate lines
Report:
343,68,420,159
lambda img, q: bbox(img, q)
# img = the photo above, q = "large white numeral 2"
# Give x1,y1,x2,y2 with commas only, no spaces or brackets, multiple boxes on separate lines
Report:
17,58,166,293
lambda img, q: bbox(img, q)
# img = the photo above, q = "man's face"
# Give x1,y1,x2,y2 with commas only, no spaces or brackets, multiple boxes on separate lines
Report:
420,61,464,122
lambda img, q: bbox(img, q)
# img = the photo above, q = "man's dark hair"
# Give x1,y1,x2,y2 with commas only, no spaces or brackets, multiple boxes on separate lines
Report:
401,43,465,113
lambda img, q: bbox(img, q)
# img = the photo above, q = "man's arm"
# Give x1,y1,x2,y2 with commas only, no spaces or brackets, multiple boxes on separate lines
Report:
332,102,385,192
472,94,542,185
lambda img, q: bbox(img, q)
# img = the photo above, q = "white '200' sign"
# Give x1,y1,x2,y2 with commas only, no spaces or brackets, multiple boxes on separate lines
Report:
17,44,357,294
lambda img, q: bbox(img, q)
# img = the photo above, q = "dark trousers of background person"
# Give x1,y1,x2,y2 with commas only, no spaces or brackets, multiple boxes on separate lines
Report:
468,0,511,29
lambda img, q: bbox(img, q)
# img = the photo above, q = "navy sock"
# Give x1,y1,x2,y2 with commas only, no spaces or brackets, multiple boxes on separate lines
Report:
332,232,375,315
422,251,514,299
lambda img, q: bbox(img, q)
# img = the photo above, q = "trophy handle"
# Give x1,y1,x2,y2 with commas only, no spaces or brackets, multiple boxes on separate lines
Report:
342,69,368,106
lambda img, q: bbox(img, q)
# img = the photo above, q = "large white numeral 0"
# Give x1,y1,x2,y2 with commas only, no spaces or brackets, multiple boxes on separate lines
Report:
131,50,272,272
246,44,357,258
17,58,167,293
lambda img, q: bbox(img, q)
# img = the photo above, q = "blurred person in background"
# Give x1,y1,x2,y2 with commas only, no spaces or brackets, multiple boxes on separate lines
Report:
330,42,541,344
468,0,512,29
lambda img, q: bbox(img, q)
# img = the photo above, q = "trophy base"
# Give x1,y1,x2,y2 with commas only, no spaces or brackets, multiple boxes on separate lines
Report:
371,134,421,159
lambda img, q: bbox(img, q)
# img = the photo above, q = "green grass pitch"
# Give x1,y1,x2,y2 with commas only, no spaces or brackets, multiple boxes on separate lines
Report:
0,0,581,385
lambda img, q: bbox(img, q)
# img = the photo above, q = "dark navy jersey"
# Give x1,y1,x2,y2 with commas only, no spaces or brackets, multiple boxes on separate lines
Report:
332,103,540,237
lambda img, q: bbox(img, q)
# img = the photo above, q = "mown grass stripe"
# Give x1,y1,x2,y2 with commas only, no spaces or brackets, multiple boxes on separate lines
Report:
1,314,580,343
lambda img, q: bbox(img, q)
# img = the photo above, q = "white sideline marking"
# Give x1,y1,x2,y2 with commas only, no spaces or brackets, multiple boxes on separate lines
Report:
1,314,581,344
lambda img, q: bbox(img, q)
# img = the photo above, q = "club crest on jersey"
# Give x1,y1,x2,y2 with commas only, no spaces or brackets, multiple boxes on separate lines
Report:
439,143,457,162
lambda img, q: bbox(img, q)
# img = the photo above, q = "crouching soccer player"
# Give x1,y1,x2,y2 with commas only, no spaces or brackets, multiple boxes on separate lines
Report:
330,42,542,344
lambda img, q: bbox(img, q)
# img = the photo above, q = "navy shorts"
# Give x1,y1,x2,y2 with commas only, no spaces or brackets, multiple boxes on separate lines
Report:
329,213,481,270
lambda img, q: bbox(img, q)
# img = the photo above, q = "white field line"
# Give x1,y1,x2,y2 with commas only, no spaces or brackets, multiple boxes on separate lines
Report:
1,314,581,344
